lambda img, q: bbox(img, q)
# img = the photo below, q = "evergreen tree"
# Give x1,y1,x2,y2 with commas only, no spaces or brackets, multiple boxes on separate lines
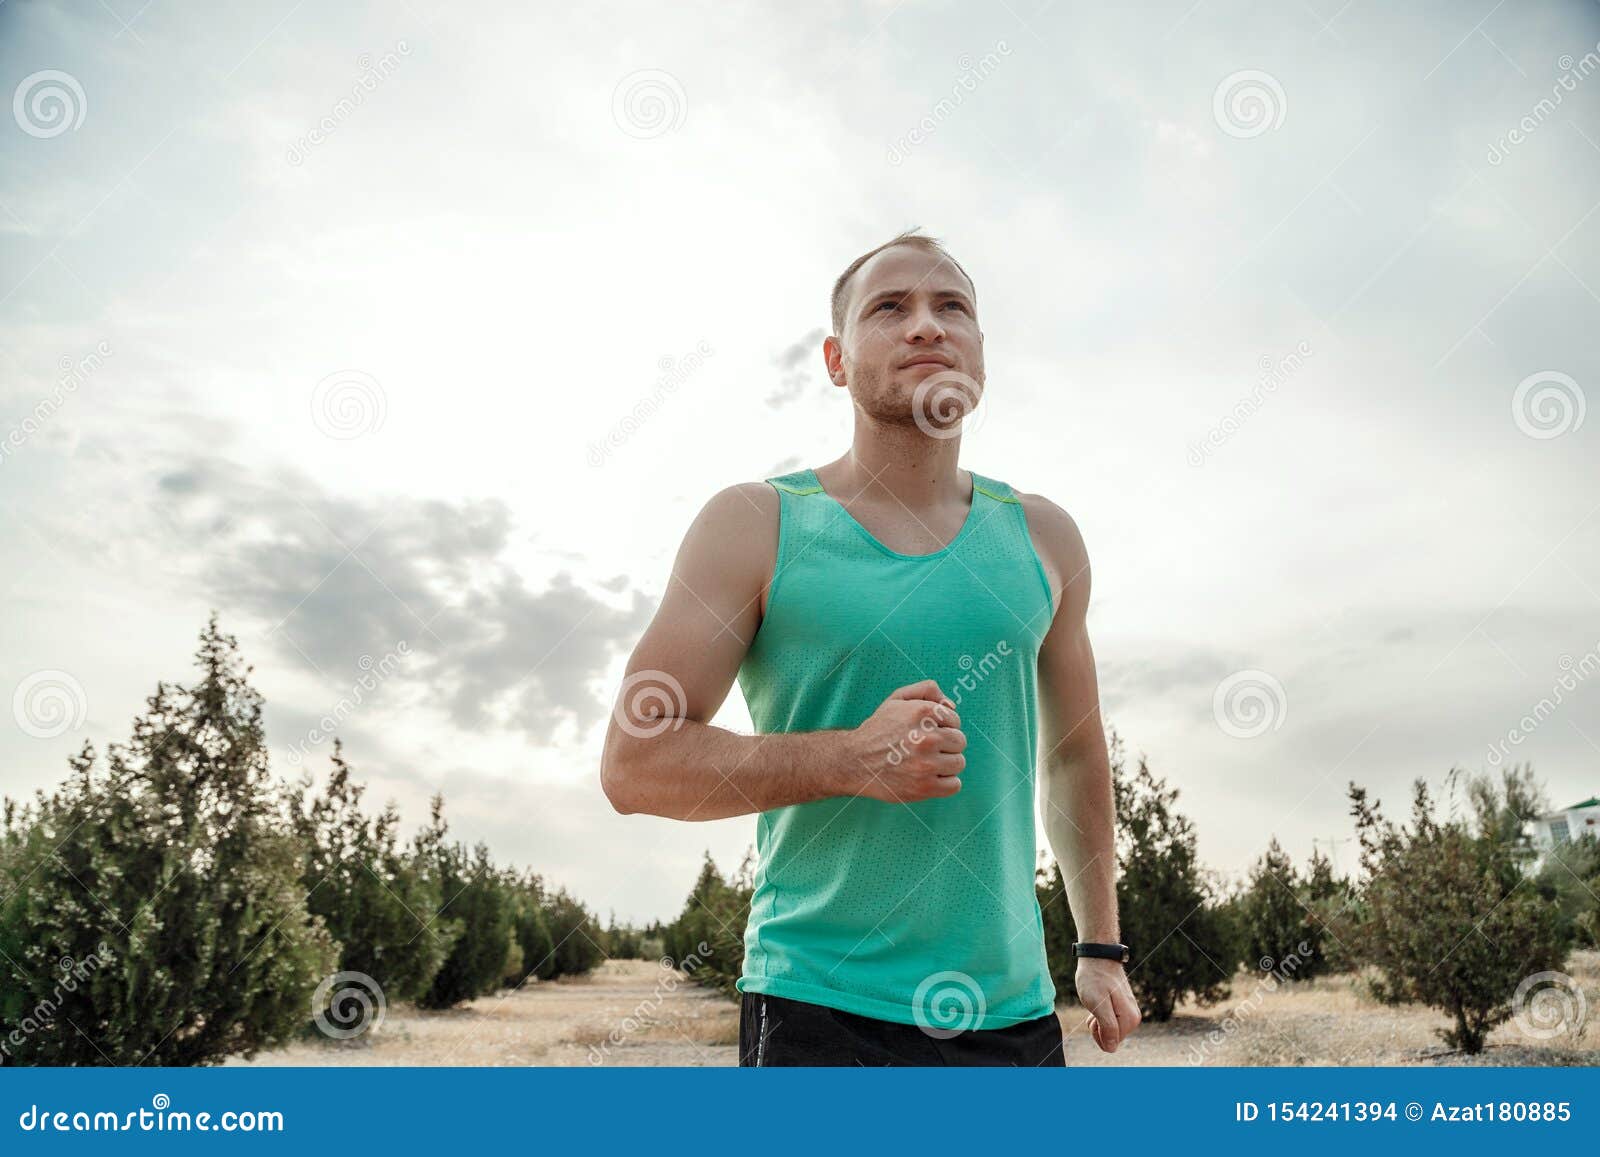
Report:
419,826,513,1009
1536,833,1600,949
1110,733,1233,1020
508,870,556,983
287,739,453,1006
1238,838,1328,981
660,849,753,995
0,616,337,1065
1349,774,1569,1054
543,887,607,978
1302,847,1359,973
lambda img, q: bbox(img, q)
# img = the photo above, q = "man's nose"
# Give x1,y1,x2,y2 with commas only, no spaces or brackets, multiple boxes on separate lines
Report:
905,303,946,342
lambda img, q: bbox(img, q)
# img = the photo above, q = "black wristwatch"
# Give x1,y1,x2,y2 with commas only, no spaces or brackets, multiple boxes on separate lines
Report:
1071,941,1130,964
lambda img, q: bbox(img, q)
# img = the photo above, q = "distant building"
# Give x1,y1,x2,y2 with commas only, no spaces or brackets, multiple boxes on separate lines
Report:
1527,796,1600,863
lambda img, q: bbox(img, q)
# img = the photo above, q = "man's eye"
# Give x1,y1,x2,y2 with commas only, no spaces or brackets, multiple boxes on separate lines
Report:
943,301,968,312
876,300,900,311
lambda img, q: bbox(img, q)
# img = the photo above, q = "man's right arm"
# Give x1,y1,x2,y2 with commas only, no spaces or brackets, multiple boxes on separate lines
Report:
599,483,966,821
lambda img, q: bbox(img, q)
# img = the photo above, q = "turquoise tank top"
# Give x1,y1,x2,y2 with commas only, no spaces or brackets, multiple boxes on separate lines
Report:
734,466,1058,1030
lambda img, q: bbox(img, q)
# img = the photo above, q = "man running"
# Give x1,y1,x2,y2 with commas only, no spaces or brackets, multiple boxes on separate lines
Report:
601,230,1140,1066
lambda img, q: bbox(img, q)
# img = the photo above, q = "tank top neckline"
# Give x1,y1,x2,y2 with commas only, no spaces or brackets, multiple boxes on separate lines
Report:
801,465,984,561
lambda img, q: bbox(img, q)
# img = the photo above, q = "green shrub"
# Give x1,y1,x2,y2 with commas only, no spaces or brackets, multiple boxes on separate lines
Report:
1110,735,1233,1021
418,829,513,1009
541,887,606,979
0,616,337,1065
1534,832,1600,949
288,739,453,1006
662,850,751,995
1348,773,1569,1054
1237,838,1334,981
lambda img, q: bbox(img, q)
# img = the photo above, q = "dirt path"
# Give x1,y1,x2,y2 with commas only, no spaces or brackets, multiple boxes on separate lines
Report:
227,959,739,1067
230,953,1600,1067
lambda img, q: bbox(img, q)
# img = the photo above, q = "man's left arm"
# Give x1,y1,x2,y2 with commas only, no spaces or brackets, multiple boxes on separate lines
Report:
1021,493,1142,1053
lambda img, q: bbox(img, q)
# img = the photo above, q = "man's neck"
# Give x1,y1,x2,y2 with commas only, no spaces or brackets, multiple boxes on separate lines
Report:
818,425,967,510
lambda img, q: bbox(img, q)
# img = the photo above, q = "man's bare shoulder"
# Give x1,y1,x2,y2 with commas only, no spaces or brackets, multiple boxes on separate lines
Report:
1014,488,1090,622
675,481,780,586
691,480,779,539
1014,489,1088,570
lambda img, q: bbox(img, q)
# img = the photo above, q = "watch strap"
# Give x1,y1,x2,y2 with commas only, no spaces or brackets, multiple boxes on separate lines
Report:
1071,940,1130,963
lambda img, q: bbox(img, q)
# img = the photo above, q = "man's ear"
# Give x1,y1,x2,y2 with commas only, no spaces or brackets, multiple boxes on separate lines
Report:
823,334,847,388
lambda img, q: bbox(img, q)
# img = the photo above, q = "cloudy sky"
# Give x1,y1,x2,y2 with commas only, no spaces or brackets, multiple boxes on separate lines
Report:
2,0,1597,925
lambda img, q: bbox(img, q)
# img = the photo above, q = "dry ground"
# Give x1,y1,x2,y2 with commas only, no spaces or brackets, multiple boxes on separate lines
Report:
229,951,1600,1067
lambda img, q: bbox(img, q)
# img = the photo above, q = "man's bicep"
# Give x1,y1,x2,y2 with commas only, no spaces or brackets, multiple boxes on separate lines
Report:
621,483,775,723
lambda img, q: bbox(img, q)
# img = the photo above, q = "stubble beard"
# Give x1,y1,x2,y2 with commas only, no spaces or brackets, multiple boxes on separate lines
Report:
847,358,982,431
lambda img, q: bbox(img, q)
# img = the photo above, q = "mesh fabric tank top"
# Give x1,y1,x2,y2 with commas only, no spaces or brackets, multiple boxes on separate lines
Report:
734,465,1059,1029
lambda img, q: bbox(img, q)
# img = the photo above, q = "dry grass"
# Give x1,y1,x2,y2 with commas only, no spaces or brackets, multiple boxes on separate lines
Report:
1060,950,1600,1067
226,959,739,1067
228,952,1600,1067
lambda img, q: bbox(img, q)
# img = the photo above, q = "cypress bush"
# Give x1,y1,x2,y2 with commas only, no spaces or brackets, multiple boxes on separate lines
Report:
288,739,454,1007
418,828,513,1009
0,616,337,1065
1109,734,1233,1021
1237,837,1332,981
1348,773,1569,1054
541,886,607,979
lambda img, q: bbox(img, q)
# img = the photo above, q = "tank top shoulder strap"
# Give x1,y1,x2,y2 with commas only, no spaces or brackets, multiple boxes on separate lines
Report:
968,471,1021,506
761,468,835,586
967,469,1055,620
766,468,824,496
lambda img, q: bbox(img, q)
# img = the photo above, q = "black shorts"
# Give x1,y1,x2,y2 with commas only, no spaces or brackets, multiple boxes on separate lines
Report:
738,990,1065,1067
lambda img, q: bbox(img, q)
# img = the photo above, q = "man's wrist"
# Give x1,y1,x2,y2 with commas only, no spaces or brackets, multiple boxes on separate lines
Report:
1072,939,1129,964
1077,929,1121,944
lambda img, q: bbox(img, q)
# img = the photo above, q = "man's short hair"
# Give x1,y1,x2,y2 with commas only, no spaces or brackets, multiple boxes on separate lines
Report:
830,229,977,338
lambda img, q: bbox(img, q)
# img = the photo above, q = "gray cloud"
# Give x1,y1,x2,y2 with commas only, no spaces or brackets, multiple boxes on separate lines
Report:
154,456,652,745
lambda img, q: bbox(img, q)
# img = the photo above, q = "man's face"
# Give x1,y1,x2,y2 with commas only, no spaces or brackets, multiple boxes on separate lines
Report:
825,244,983,429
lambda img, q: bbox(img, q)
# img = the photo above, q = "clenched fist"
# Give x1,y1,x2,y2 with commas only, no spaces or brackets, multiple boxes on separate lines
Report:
845,679,967,803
